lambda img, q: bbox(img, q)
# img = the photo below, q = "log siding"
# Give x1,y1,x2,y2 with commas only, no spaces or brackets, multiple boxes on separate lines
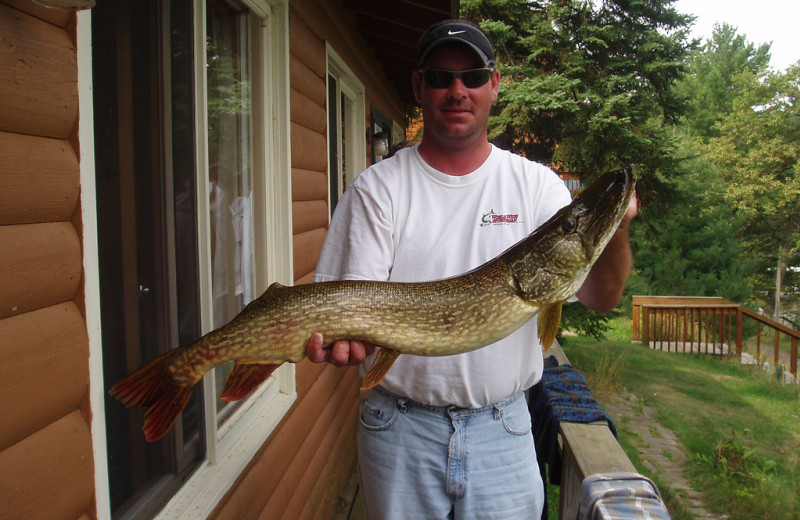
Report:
0,0,426,518
0,2,94,519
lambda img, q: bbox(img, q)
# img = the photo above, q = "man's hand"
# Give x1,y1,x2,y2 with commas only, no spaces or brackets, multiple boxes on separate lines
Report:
625,190,639,222
306,332,376,366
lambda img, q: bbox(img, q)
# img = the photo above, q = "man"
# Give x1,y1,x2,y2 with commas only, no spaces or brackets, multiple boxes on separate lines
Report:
307,20,636,519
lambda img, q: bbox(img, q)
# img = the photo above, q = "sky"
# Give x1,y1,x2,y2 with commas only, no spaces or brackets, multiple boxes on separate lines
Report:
674,0,800,72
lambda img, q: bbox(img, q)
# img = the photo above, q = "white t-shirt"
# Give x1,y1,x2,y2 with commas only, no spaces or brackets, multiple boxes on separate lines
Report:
313,143,572,408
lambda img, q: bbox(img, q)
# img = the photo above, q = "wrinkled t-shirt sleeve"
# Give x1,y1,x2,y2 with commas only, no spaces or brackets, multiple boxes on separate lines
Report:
535,168,573,226
312,183,394,282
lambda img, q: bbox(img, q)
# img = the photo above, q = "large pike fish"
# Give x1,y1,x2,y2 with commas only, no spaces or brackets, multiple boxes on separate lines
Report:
111,167,635,441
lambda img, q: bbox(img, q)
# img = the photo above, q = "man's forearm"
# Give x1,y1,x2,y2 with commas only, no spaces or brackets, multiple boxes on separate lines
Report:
575,221,633,313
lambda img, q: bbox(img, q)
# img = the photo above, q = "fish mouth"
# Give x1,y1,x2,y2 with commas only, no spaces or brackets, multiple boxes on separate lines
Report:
575,166,635,249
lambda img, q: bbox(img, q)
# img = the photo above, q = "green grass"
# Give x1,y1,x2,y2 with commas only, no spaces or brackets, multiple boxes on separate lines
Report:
559,317,800,520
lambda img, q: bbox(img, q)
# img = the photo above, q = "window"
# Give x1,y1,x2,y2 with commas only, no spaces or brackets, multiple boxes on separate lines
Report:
392,120,404,149
370,108,391,164
326,45,366,216
92,0,293,518
205,0,259,427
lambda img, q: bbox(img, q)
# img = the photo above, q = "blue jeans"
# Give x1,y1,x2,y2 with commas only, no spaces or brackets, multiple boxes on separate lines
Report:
357,387,544,520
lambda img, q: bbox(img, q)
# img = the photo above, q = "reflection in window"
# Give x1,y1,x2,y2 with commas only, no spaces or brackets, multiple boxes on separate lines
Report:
206,0,256,423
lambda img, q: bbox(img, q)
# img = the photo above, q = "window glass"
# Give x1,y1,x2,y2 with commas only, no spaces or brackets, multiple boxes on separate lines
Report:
94,0,203,517
327,74,341,214
206,0,257,423
371,108,391,164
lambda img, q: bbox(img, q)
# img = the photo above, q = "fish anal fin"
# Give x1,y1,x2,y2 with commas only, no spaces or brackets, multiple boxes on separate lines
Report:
360,349,400,391
220,362,282,402
538,302,563,352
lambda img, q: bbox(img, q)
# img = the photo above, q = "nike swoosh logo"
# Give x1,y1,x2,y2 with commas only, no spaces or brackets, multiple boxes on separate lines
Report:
448,30,466,35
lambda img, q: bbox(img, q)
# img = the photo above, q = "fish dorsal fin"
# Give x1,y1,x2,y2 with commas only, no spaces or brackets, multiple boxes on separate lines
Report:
219,362,281,401
360,349,400,391
538,302,562,352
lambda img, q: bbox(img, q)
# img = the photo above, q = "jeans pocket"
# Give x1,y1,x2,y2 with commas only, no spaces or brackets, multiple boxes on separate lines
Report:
500,399,532,436
359,390,398,431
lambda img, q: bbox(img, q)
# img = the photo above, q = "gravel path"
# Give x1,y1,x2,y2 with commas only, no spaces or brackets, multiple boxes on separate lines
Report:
603,393,726,519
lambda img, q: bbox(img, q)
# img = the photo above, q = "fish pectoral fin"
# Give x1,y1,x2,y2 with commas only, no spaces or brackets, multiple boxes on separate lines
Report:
538,302,562,352
360,348,400,391
220,362,282,401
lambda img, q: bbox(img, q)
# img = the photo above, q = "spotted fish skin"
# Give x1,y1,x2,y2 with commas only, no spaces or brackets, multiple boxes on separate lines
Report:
110,167,635,441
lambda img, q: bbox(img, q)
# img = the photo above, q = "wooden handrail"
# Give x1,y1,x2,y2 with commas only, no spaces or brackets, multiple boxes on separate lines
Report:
632,296,799,378
632,295,733,341
546,344,649,518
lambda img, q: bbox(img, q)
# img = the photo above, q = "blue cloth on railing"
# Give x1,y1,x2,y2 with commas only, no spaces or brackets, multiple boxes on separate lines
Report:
529,356,617,487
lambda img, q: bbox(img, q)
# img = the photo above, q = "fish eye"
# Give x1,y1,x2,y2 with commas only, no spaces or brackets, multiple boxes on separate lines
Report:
562,217,577,233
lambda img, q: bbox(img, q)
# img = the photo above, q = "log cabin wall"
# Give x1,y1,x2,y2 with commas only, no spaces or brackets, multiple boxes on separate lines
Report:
209,1,409,518
0,2,95,519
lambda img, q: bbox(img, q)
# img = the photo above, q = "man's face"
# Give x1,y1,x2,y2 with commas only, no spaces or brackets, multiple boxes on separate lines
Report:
413,44,499,151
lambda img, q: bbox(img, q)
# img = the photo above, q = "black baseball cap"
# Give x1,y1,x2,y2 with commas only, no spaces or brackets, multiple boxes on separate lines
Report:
417,20,495,68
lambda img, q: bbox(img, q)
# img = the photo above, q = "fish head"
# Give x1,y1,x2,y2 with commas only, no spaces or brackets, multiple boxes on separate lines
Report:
506,166,636,304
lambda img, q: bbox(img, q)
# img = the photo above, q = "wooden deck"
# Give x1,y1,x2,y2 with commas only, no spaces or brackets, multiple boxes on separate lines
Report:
331,459,364,520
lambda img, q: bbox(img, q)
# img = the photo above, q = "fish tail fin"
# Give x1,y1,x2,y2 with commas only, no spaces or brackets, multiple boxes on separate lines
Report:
109,352,199,442
219,362,282,401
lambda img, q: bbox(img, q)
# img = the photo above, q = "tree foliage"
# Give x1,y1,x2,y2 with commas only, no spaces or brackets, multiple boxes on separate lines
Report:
630,162,760,303
629,24,782,306
462,0,694,204
676,23,772,140
705,64,800,318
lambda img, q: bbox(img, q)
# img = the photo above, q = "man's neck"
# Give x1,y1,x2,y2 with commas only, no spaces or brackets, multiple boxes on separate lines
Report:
417,139,492,176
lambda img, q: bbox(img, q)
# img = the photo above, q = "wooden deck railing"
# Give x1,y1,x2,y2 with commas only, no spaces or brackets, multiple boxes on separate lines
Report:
547,344,646,519
632,295,799,378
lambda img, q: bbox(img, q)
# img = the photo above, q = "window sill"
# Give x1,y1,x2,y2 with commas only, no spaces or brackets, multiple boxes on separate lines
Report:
155,364,296,519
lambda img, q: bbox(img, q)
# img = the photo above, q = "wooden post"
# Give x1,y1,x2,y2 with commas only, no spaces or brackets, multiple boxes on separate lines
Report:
682,308,687,352
757,322,762,361
736,307,743,359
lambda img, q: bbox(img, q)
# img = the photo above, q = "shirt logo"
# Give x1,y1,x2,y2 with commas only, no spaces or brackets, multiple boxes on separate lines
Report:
448,30,466,35
480,210,521,227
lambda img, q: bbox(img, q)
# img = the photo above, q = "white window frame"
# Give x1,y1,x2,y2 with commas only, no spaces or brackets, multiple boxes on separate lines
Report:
326,43,366,207
170,0,295,517
84,1,294,519
392,120,404,147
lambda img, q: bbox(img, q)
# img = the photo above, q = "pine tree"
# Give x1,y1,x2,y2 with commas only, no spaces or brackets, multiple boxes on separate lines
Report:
462,0,693,198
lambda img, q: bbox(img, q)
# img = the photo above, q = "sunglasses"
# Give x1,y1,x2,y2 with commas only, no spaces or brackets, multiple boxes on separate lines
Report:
419,67,495,89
